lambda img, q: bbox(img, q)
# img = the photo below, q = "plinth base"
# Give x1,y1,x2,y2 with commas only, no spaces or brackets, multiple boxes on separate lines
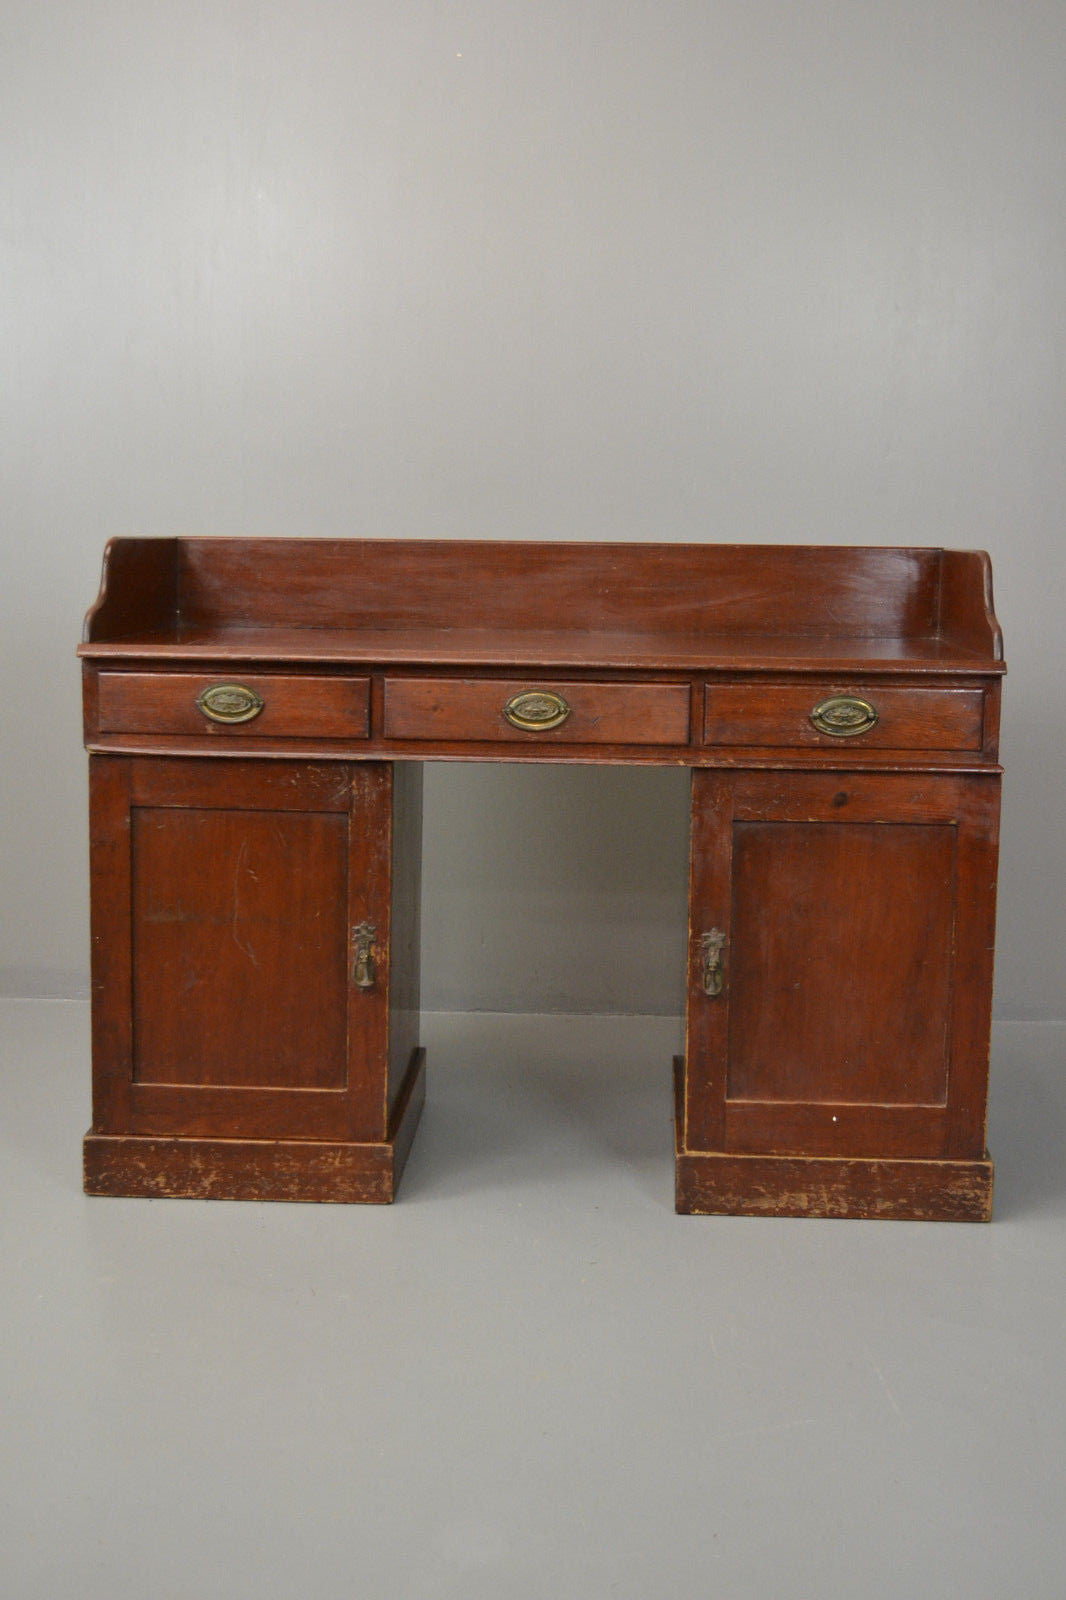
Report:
672,1058,993,1221
84,1049,426,1203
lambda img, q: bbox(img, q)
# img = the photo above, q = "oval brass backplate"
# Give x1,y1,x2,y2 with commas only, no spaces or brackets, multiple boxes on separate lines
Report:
503,689,572,732
810,695,878,737
196,683,265,724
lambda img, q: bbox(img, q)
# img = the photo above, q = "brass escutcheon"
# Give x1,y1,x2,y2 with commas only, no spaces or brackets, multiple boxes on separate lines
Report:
810,695,878,737
503,689,572,732
196,683,264,724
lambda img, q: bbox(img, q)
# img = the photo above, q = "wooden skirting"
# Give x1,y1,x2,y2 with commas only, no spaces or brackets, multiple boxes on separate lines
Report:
672,1058,993,1222
84,1049,427,1203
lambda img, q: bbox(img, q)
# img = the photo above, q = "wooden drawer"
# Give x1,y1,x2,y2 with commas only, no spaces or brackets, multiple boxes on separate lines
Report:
383,677,691,745
703,683,985,751
97,672,371,739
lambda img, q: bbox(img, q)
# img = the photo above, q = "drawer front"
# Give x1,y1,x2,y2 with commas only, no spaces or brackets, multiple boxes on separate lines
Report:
97,672,371,739
383,678,691,745
703,684,985,751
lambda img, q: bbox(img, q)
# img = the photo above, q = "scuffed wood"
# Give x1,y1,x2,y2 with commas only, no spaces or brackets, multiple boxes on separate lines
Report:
674,1062,993,1221
676,1151,993,1221
84,1050,427,1203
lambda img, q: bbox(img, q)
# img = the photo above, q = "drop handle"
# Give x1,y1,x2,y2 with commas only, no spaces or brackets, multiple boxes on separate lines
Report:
352,921,377,990
700,929,726,998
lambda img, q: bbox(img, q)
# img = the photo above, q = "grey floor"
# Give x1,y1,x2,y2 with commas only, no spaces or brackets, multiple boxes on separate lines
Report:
1,1002,1064,1600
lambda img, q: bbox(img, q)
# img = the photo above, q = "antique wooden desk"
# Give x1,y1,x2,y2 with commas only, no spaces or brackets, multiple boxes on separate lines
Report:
78,539,1004,1219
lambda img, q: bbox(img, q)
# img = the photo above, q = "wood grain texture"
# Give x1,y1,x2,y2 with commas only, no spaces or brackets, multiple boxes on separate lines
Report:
174,539,942,639
78,626,1001,674
939,550,1004,657
88,758,134,1133
726,820,956,1105
127,1086,349,1141
675,1061,992,1219
703,683,984,750
129,756,354,811
83,537,178,643
388,763,423,1121
85,1049,427,1202
345,763,393,1142
944,774,1002,1158
84,728,1002,771
722,1101,949,1160
89,757,408,1149
130,805,350,1090
97,671,370,739
78,539,1005,677
382,677,691,745
683,769,1000,1190
683,771,733,1152
675,1149,994,1220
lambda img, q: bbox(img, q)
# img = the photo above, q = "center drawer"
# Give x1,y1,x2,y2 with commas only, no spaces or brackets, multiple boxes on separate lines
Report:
96,671,371,739
382,678,691,745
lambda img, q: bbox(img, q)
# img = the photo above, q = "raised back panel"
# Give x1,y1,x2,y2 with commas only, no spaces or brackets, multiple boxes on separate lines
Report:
130,806,349,1088
727,820,957,1106
175,539,941,640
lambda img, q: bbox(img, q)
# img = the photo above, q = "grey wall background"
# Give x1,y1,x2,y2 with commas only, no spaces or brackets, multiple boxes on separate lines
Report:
1,0,1063,1018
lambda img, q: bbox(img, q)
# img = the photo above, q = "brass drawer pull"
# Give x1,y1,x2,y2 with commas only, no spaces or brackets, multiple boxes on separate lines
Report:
352,921,376,990
700,929,726,998
810,695,878,737
196,683,264,724
503,689,572,732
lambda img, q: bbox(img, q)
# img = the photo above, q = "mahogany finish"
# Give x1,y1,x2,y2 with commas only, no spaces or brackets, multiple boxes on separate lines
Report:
98,670,370,739
382,677,691,746
79,538,1005,1218
702,682,985,750
131,805,350,1089
81,624,999,673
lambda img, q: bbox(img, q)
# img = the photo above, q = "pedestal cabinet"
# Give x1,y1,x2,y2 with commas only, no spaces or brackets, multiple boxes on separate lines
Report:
84,756,424,1200
678,769,1000,1218
78,537,1004,1218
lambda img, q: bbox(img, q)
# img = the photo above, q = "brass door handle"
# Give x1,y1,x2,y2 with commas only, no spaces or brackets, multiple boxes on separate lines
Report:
700,929,726,997
196,683,264,724
352,922,376,990
503,689,571,731
810,695,878,737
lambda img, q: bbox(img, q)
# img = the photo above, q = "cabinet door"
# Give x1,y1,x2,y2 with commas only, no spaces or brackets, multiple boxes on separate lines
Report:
89,756,393,1143
685,770,1000,1162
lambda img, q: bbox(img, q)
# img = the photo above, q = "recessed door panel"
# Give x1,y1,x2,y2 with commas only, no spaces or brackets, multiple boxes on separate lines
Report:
89,756,396,1145
727,821,956,1106
131,807,349,1089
